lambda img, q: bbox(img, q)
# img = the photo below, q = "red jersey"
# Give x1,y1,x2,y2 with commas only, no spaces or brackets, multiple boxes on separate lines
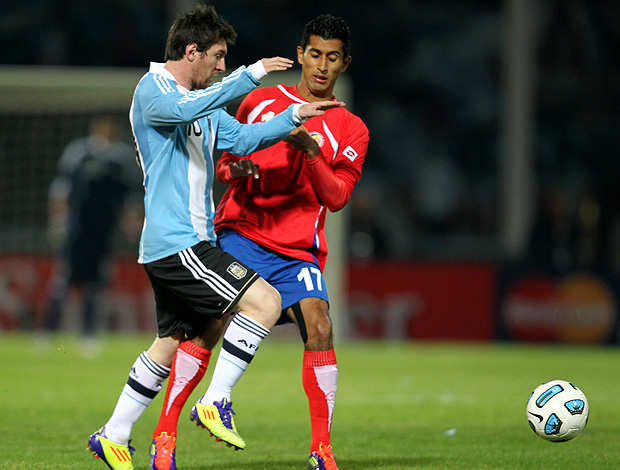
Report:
214,84,369,270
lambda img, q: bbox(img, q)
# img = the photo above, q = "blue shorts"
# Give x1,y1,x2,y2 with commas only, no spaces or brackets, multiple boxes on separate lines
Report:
217,229,329,310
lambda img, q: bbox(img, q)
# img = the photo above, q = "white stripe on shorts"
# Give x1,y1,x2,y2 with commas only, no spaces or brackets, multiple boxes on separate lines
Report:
178,247,238,301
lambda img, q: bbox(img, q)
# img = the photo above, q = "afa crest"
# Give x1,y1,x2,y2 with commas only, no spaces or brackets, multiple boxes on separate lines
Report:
310,131,325,147
227,262,248,279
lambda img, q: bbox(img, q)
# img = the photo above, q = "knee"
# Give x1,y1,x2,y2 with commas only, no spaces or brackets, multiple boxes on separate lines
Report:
240,279,281,328
260,283,282,318
308,314,333,340
304,309,333,350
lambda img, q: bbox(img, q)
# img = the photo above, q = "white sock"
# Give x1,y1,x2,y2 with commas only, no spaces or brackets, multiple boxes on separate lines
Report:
104,351,170,444
201,313,269,404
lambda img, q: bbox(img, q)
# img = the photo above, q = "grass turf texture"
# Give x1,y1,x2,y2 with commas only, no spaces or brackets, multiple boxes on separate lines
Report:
0,333,618,469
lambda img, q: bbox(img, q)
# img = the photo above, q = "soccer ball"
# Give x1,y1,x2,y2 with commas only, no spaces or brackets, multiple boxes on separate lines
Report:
526,380,589,442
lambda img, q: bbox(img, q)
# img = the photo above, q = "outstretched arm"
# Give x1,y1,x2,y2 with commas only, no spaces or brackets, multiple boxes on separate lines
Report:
215,101,345,158
297,100,345,120
140,57,295,126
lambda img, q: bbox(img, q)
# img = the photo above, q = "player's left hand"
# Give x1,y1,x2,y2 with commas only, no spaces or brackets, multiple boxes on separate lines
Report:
298,100,345,119
285,126,320,159
230,159,260,179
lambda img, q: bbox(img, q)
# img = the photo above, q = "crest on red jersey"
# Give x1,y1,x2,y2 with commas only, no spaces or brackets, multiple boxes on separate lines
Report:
310,131,325,147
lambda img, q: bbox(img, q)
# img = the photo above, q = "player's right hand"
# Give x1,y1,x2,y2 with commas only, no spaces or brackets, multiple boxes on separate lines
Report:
230,159,260,179
285,126,321,159
261,57,294,73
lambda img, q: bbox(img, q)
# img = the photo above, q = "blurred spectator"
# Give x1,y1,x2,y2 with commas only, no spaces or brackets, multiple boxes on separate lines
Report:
38,115,140,354
531,0,620,272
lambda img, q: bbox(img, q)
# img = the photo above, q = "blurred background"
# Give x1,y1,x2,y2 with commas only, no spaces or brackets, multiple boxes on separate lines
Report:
1,0,619,345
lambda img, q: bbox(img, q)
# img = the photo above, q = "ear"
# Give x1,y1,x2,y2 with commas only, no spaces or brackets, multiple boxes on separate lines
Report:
296,45,304,65
185,43,199,62
341,55,352,72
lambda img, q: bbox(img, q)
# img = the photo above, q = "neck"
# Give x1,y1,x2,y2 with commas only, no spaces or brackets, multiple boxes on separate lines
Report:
164,61,191,90
296,82,334,103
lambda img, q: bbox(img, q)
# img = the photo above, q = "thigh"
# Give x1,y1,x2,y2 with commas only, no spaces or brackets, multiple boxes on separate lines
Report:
144,241,259,338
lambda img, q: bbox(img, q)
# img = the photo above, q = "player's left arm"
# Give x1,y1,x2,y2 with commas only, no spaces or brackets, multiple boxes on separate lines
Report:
287,122,369,212
214,101,344,159
214,107,297,157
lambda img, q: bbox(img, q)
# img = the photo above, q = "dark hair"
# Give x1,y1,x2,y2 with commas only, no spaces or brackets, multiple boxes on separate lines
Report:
165,4,237,61
300,14,351,58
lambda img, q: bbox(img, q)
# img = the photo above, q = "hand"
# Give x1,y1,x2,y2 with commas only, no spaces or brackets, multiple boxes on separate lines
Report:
229,159,260,179
285,126,320,159
260,57,294,74
298,100,345,119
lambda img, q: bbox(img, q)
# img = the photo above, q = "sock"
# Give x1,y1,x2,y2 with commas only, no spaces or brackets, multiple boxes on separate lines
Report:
303,349,338,452
200,313,269,404
153,341,211,438
104,351,170,445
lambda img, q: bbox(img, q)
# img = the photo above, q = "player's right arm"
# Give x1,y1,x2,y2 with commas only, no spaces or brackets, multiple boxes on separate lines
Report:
137,59,289,126
287,119,369,212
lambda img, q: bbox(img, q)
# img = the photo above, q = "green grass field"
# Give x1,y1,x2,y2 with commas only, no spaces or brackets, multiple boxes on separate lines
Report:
0,333,618,470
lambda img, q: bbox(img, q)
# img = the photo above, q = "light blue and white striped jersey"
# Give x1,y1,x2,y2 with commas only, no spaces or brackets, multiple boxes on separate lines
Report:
130,62,300,263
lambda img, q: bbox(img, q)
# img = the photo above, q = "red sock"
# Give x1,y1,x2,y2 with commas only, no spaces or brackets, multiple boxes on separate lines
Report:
153,341,211,439
302,349,338,452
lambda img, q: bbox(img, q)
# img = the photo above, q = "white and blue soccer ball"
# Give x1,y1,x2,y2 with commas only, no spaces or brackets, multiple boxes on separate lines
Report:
526,379,589,442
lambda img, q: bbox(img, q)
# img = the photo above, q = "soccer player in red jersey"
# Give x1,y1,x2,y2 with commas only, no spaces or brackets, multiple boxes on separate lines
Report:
152,14,368,470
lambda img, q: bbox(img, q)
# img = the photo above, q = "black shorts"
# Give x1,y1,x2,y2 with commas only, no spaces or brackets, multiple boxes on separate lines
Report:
143,241,259,339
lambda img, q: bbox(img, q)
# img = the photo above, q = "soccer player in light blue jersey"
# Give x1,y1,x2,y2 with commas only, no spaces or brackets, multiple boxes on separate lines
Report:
87,5,344,470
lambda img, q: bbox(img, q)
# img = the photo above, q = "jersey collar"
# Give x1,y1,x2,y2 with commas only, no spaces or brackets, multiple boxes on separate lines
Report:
278,83,336,104
277,84,308,104
149,62,189,93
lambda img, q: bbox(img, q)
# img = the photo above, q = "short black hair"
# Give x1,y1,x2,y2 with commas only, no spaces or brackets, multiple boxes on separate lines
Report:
165,4,237,61
300,14,351,58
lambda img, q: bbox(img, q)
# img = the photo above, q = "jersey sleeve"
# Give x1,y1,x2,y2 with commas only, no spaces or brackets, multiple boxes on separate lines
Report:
137,66,260,126
216,151,241,184
306,117,369,212
213,104,298,158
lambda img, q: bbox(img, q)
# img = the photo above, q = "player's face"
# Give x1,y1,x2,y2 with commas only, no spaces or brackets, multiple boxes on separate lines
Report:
190,39,227,90
297,35,351,101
